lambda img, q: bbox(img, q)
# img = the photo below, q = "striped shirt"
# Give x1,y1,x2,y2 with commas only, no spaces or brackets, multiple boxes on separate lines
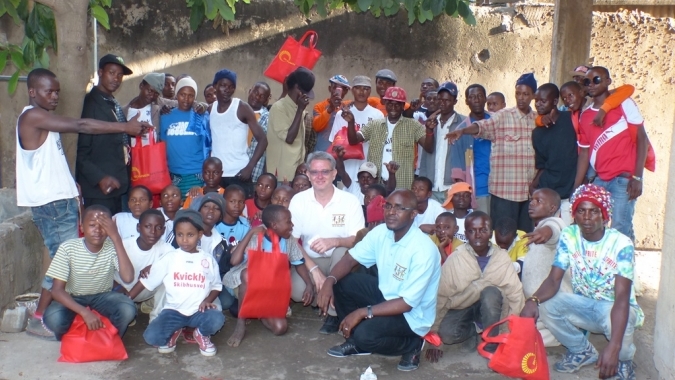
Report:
359,117,426,189
474,107,536,202
45,238,120,296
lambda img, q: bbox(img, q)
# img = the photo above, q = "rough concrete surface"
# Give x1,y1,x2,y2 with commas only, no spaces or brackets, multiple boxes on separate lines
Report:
0,252,661,380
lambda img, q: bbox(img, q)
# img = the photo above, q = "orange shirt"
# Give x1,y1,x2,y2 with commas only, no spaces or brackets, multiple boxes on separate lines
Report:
367,96,411,116
312,99,351,132
182,187,225,209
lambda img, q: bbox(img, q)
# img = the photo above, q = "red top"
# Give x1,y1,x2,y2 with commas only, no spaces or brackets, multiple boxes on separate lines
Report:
245,198,263,227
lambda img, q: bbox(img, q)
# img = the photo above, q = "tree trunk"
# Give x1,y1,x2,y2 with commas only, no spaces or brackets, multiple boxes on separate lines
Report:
37,0,91,170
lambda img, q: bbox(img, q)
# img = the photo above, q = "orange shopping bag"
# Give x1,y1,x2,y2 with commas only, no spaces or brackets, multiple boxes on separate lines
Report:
238,231,292,319
58,309,128,363
477,315,550,380
327,127,365,160
264,30,322,84
130,130,171,194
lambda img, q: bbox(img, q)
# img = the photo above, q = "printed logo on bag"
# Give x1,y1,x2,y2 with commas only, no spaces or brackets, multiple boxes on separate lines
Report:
279,50,295,65
393,263,407,281
521,352,537,374
131,167,149,181
332,214,345,227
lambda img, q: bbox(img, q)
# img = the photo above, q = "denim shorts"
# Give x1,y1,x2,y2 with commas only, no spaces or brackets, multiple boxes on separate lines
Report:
31,198,79,289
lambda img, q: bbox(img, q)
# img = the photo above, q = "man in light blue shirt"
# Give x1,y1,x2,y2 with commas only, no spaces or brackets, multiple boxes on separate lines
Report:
317,189,441,372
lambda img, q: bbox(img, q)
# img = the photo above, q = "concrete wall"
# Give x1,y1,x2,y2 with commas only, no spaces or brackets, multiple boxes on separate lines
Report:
1,2,673,249
0,189,43,311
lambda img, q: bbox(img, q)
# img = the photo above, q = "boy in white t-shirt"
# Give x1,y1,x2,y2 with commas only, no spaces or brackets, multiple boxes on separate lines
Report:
129,209,224,357
411,176,445,234
113,209,173,304
113,185,153,240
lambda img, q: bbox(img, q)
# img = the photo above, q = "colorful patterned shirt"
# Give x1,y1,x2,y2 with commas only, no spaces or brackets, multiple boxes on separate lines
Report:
474,107,536,202
359,117,426,189
248,108,268,182
553,225,644,326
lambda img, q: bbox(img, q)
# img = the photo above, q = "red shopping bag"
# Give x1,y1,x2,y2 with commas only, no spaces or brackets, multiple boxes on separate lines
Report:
264,30,322,84
130,130,171,194
238,231,292,319
327,127,365,160
58,310,128,363
477,315,550,380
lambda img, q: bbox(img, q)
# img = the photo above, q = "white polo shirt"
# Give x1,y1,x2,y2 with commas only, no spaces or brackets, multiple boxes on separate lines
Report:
349,224,441,336
289,186,365,258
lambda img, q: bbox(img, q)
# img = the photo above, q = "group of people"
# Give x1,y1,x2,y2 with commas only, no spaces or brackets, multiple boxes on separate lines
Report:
15,52,647,379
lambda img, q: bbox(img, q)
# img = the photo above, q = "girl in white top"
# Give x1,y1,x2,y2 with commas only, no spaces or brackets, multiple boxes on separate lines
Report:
113,185,153,240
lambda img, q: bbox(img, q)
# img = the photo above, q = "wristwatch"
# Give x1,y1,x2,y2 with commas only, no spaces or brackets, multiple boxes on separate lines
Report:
366,305,373,319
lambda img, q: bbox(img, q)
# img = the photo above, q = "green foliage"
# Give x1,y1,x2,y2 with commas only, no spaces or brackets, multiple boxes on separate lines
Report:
311,0,476,25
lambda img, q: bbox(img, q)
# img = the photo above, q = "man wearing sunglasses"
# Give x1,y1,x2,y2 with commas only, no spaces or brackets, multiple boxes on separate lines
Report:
574,66,649,242
317,189,441,371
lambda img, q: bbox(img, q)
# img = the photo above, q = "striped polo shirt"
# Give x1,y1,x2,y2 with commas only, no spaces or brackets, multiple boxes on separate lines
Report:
46,238,120,296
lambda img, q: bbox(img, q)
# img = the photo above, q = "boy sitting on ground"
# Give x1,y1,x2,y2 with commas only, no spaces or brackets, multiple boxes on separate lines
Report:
291,173,311,193
441,182,473,242
245,173,277,227
158,184,182,246
333,145,398,205
130,209,225,357
223,205,314,347
270,185,295,208
429,212,463,263
43,205,136,341
113,185,153,240
183,157,226,209
493,217,528,275
411,176,445,234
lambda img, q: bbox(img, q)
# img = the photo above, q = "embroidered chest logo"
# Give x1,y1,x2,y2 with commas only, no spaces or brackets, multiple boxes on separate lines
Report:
393,263,407,281
332,214,345,227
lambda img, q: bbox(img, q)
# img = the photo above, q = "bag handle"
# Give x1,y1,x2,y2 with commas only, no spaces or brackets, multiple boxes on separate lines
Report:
477,340,494,359
255,230,282,253
298,30,318,49
135,128,155,147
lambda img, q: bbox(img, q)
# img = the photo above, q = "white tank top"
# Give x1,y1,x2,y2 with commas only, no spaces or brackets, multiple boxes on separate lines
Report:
210,98,250,177
16,106,79,207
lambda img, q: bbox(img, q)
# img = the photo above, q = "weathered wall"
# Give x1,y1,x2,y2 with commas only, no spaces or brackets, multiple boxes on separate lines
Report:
1,1,672,248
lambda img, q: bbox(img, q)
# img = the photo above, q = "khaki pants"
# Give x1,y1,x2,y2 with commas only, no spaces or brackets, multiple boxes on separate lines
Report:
291,247,347,317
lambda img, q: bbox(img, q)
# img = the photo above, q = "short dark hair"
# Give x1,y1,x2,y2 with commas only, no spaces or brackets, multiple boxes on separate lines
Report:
225,184,246,198
139,209,165,224
487,92,506,103
561,81,582,92
413,176,433,192
203,156,222,169
262,204,288,228
203,83,213,96
164,73,174,79
27,68,56,90
130,185,152,200
254,81,271,91
436,211,457,223
258,173,278,189
466,210,492,229
367,184,387,197
537,83,560,99
494,217,517,237
287,67,315,94
590,66,610,78
83,204,112,219
465,84,486,98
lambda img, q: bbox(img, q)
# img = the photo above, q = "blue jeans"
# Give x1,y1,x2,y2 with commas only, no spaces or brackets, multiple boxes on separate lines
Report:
43,291,136,341
540,292,638,361
592,176,635,241
31,198,79,289
218,288,236,310
144,309,225,346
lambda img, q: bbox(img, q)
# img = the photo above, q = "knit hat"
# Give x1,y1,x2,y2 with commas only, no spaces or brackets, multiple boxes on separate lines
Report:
516,73,537,93
570,184,613,221
191,193,225,217
366,195,386,224
213,68,237,87
329,74,350,88
176,77,198,96
143,73,165,94
174,209,204,230
382,87,407,103
441,182,473,209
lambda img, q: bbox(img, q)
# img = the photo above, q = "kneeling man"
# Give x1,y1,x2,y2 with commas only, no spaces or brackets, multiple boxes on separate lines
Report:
521,184,642,380
317,190,441,372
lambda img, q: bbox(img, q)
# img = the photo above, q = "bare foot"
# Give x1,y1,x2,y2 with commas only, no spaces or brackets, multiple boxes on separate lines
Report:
227,319,246,347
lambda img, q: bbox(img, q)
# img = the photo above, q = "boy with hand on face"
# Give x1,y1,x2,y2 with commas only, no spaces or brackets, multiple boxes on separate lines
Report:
429,212,463,263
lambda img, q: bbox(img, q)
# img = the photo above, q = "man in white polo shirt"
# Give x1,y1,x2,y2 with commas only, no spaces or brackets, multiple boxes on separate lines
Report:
289,151,365,334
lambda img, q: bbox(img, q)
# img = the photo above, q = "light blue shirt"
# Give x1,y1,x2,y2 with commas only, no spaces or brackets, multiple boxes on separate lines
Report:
348,224,441,336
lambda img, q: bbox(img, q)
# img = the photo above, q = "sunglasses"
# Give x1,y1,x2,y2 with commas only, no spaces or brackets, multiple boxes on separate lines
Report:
583,76,603,86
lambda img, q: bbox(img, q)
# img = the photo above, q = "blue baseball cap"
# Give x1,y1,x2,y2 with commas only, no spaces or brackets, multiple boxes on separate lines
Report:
437,81,459,97
329,74,350,89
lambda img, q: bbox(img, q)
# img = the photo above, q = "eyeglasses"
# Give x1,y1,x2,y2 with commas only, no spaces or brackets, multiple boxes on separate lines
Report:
583,76,602,86
308,169,332,177
383,203,416,213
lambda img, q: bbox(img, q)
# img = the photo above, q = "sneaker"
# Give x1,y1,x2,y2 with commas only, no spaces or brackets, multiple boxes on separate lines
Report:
193,328,217,356
140,300,154,314
158,329,182,354
128,318,137,327
326,341,371,357
286,306,293,318
614,360,636,380
182,327,197,344
319,315,339,334
398,339,424,371
26,316,56,341
459,334,478,353
554,341,599,373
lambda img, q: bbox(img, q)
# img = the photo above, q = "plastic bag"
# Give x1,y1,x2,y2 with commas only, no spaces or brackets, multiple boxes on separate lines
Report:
58,309,128,363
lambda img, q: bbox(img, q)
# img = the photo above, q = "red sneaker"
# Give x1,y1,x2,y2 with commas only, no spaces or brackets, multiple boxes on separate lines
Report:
158,328,182,353
193,328,217,356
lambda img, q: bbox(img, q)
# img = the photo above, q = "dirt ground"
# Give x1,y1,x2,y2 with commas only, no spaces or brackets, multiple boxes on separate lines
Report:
0,251,661,380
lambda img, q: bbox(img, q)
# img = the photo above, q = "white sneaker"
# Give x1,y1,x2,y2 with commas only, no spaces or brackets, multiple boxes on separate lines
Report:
193,328,217,356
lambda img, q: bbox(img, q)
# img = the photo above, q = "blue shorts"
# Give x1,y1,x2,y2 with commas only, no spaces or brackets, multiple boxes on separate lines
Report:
31,198,79,290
